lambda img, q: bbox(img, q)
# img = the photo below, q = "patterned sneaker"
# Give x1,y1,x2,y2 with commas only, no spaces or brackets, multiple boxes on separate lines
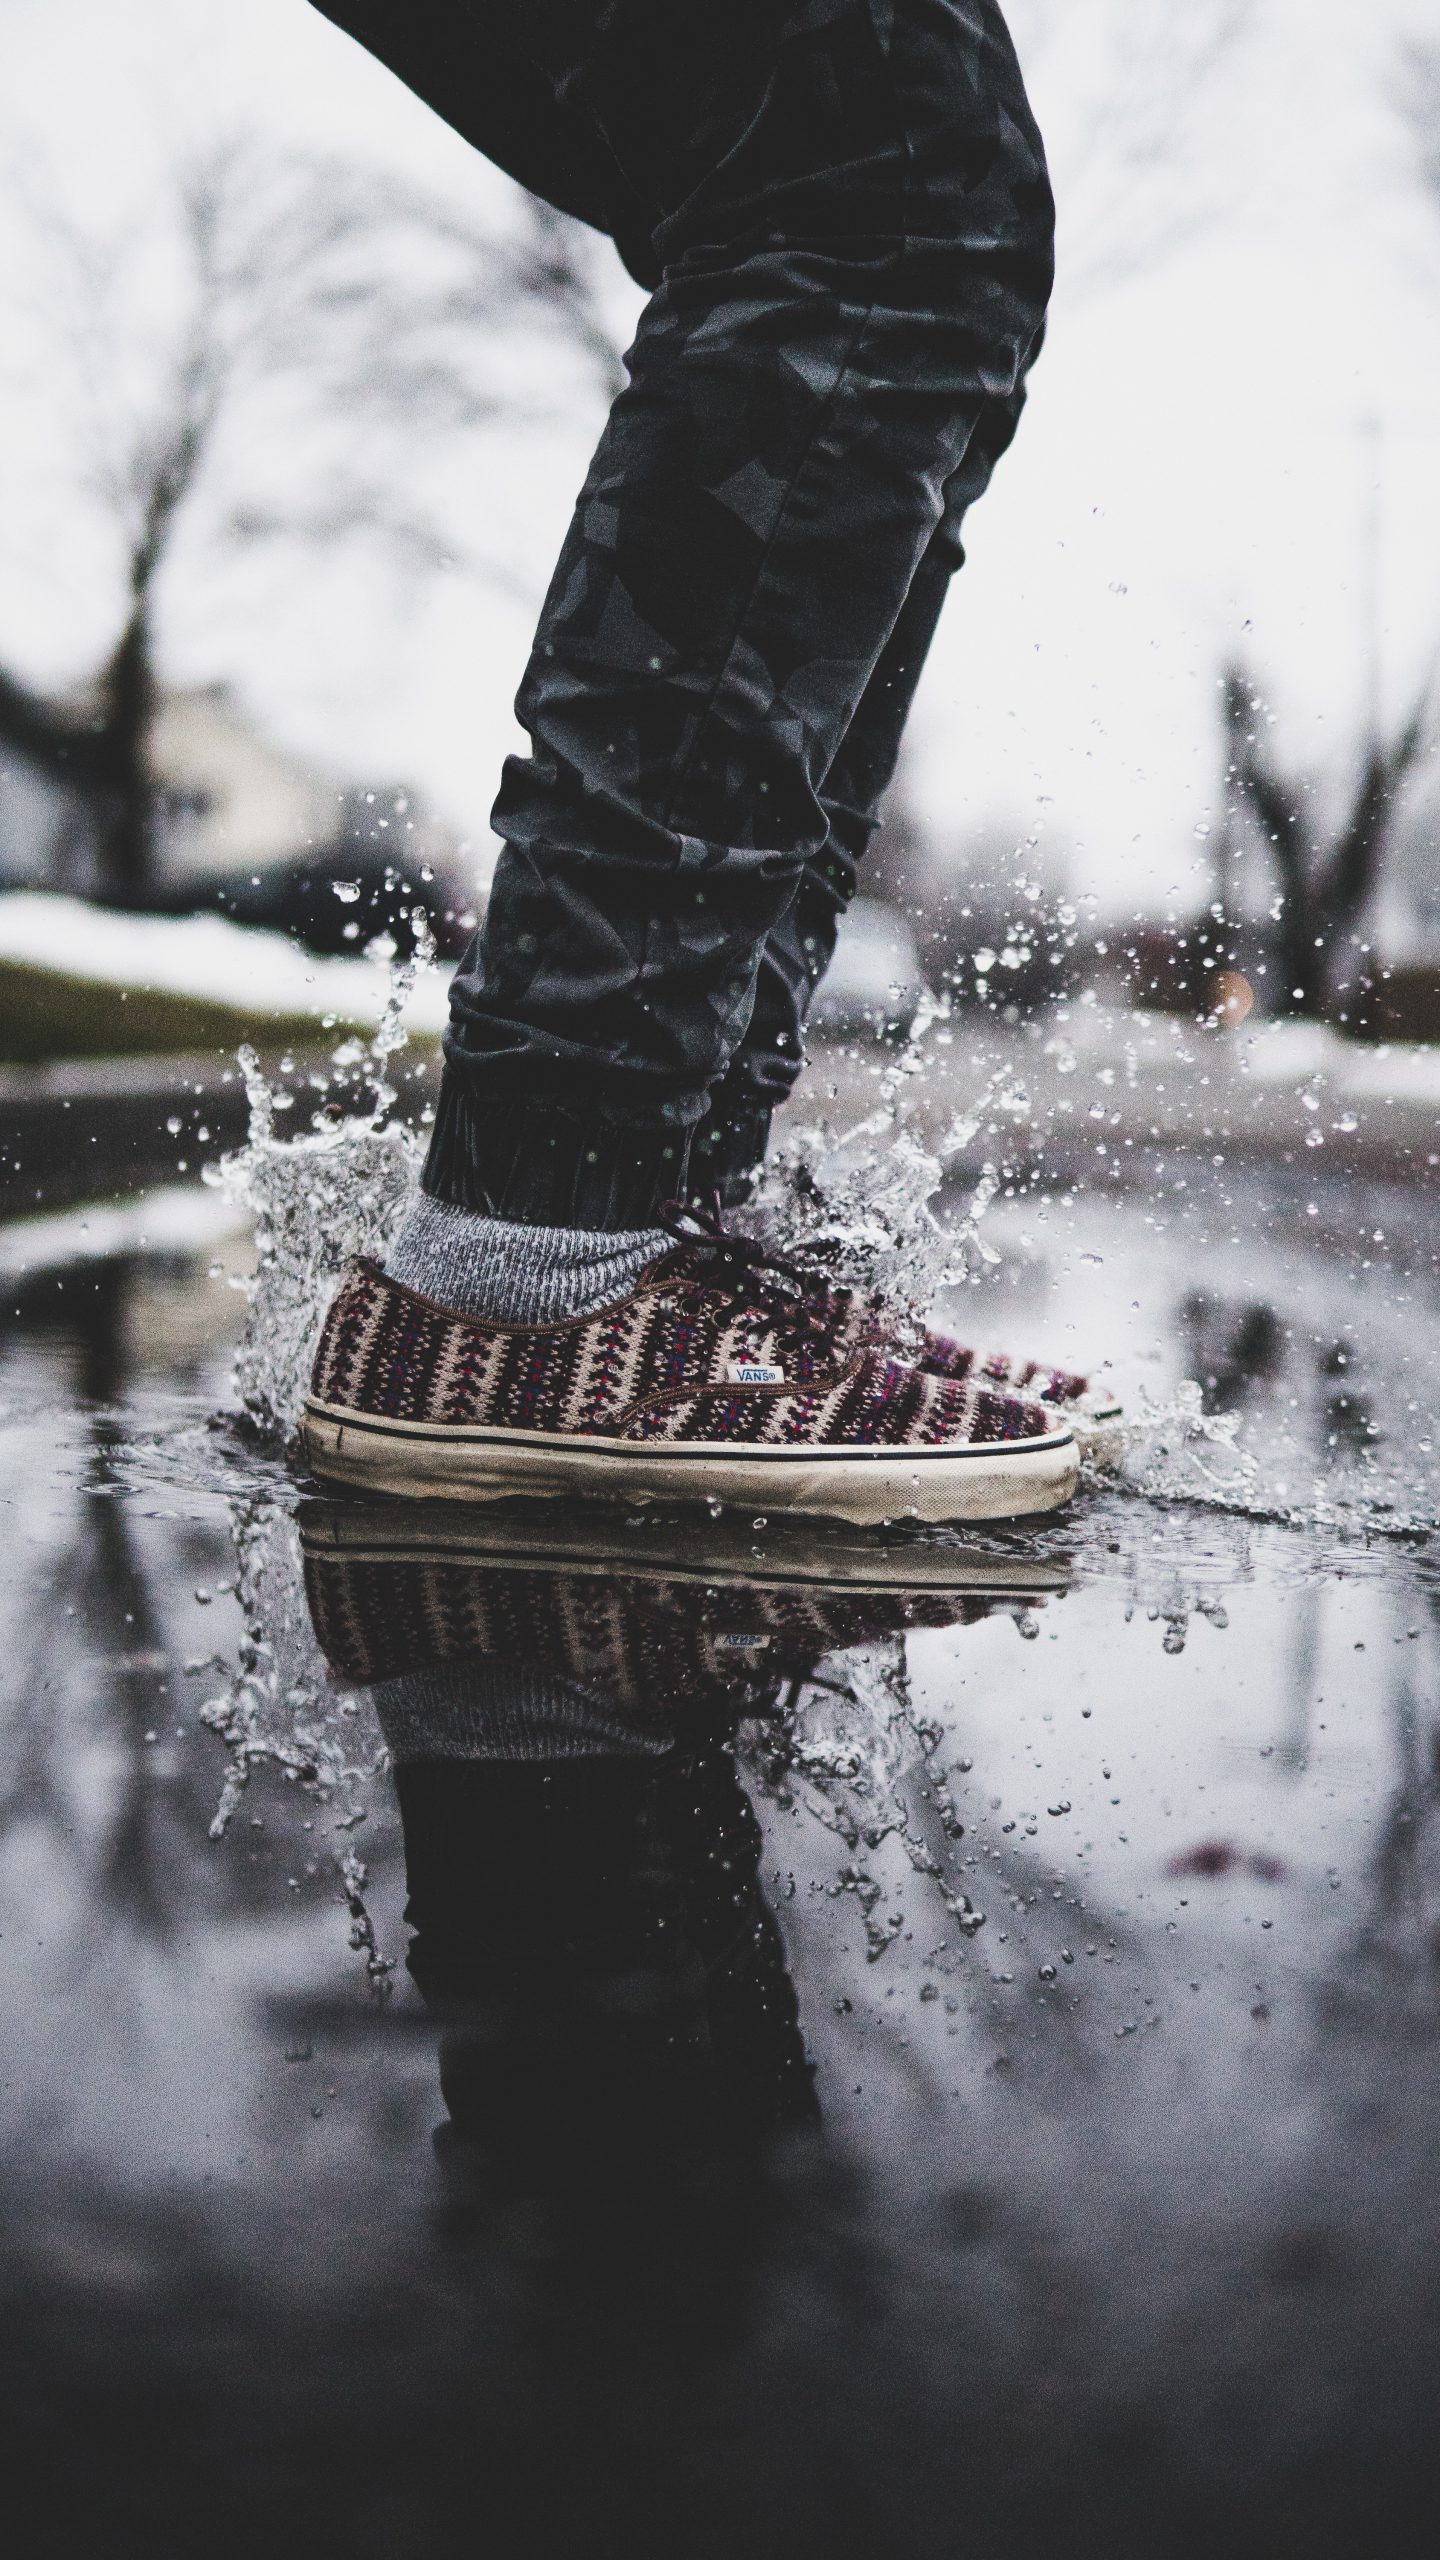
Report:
686,1207,1122,1433
917,1327,1124,1469
792,1281,1120,1420
302,1224,1078,1526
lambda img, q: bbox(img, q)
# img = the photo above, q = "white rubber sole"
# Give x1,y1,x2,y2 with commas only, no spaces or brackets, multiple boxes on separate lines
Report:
298,1496,1075,1594
1068,1396,1126,1473
302,1398,1079,1527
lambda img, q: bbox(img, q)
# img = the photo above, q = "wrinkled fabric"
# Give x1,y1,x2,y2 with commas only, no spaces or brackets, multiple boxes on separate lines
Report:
313,0,1053,1220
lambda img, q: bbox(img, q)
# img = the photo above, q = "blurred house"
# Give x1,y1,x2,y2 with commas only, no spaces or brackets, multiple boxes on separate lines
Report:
147,685,346,888
0,680,476,957
0,665,98,890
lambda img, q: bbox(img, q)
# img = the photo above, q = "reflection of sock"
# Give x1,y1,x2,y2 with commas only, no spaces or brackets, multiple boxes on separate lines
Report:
373,1660,670,1763
385,1194,668,1322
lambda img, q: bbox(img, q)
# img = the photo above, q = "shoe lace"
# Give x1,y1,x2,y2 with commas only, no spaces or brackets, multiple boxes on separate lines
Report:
656,1197,853,1362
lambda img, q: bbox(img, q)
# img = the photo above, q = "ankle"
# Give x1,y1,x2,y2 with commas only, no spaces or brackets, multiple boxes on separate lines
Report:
385,1194,667,1323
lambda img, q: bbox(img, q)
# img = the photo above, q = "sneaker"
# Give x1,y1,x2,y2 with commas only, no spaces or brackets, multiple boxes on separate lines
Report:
914,1329,1116,1412
918,1328,1124,1466
302,1228,1078,1526
685,1207,1123,1437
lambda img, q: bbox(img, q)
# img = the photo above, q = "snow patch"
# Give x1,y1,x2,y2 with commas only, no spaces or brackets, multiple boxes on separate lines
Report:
0,891,449,1033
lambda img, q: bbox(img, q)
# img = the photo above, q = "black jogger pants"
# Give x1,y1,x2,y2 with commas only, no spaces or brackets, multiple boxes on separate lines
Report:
311,1,1054,1225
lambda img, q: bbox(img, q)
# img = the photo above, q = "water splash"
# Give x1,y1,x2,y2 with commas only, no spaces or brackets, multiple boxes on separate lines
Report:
192,919,1432,1547
748,994,1032,1332
204,915,435,1441
197,1497,394,1982
1091,1373,1437,1540
1114,1379,1259,1502
745,1632,992,1953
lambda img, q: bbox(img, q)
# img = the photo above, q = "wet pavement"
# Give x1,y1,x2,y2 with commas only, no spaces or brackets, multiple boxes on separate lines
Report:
4,1139,1440,2557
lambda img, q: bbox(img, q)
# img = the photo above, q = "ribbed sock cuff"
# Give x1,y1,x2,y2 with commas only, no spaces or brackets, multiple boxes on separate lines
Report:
423,1067,692,1230
385,1195,668,1323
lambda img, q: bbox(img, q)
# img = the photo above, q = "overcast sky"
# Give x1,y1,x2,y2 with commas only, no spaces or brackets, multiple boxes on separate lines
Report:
2,0,1439,920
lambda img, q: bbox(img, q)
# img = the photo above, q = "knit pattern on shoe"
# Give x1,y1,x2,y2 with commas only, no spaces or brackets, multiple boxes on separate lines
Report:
917,1334,1091,1403
309,1252,1056,1453
741,1263,1092,1405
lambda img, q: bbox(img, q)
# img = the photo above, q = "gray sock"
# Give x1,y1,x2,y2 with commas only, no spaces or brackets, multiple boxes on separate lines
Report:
373,1660,670,1763
385,1192,669,1323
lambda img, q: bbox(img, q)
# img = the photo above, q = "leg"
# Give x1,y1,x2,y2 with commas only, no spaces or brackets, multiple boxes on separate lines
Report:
304,2,1083,1515
691,377,1037,1202
422,0,1054,1226
307,1,659,282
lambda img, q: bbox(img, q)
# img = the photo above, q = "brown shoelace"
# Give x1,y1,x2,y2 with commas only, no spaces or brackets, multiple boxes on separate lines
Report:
657,1198,858,1369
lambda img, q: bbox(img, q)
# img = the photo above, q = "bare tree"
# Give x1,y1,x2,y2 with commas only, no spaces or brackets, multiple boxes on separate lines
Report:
1007,0,1254,296
1220,665,1431,1019
1,141,621,905
1402,35,1440,203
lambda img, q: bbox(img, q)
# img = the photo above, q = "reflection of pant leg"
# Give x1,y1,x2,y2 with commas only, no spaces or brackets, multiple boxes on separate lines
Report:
691,375,1037,1202
423,2,1053,1228
395,1748,819,2181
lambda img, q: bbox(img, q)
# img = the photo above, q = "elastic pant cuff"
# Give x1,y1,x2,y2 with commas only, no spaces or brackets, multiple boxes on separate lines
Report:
688,1095,774,1208
422,1068,692,1231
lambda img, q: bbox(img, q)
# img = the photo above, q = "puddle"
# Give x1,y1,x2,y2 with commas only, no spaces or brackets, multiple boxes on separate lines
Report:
4,1023,1440,2550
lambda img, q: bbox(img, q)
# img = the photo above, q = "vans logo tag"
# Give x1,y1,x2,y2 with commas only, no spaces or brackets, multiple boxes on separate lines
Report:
727,1361,784,1385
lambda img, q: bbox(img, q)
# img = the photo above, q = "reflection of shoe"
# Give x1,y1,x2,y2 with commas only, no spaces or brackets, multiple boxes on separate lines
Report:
303,1237,1078,1525
297,1493,1075,1593
299,1499,1071,1727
